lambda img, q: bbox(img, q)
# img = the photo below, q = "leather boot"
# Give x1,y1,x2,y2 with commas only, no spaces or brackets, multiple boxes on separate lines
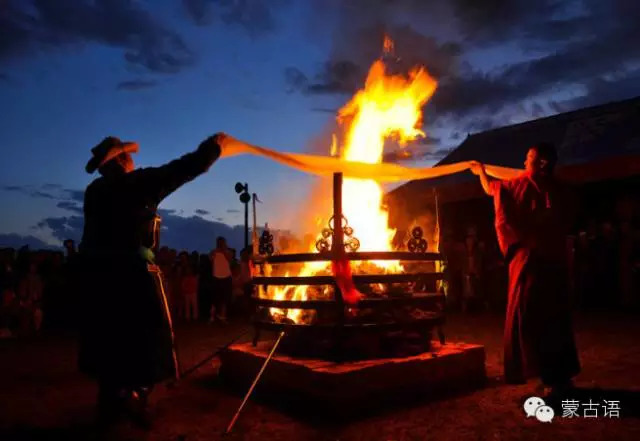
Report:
96,385,126,427
124,387,153,430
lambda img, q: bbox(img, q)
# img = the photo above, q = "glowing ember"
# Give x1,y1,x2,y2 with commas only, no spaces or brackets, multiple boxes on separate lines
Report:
266,36,437,323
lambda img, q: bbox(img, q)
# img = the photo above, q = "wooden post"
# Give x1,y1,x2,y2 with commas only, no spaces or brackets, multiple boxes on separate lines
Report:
331,172,345,360
332,172,344,255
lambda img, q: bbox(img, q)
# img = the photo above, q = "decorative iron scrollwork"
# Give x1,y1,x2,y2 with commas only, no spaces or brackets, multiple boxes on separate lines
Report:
407,226,427,253
315,215,361,253
259,229,274,256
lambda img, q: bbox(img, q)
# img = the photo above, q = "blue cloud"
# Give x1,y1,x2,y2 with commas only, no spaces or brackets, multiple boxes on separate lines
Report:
1,0,194,73
0,233,54,250
32,208,247,253
117,79,158,91
56,201,83,215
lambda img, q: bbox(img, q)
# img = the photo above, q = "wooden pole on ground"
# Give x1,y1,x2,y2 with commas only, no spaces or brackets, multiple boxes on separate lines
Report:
224,330,286,434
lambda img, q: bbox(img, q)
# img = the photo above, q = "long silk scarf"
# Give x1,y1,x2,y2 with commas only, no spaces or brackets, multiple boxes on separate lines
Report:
220,136,522,182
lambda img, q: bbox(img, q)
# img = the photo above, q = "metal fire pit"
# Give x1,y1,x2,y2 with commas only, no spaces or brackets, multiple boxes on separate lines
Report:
250,173,446,360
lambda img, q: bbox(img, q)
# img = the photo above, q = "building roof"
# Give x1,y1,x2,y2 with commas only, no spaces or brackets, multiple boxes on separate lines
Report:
388,95,640,205
438,95,640,168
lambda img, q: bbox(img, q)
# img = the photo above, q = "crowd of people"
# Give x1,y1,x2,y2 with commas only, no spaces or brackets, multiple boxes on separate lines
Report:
0,240,75,337
156,236,253,324
0,236,253,339
570,219,640,309
439,218,640,314
3,218,639,339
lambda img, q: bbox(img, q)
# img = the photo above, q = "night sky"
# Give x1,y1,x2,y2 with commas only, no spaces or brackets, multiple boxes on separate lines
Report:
1,0,639,252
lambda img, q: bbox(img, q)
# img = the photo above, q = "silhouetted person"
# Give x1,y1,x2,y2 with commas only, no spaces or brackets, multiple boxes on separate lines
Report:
78,134,224,427
198,253,213,321
63,239,76,260
595,221,620,307
461,228,486,313
573,231,596,309
60,238,81,329
471,142,580,397
210,236,232,322
17,261,43,333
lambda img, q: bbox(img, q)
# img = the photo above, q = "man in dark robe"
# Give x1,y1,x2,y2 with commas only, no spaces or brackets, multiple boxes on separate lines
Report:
78,133,224,426
470,143,580,395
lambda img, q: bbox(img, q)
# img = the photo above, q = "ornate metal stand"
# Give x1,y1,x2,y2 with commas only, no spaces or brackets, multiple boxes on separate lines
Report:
250,173,446,360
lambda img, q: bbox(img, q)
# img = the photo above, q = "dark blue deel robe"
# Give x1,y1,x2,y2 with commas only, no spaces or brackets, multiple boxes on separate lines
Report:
78,143,219,388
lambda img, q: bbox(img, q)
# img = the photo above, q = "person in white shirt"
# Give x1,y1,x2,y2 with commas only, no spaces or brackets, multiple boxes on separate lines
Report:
210,236,233,322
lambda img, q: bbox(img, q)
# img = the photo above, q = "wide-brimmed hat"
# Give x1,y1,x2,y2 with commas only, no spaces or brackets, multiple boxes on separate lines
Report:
85,136,139,173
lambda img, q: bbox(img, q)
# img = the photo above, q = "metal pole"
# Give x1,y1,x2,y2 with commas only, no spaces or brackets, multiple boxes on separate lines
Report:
252,193,258,255
244,183,249,250
167,328,251,387
433,188,440,253
225,330,286,434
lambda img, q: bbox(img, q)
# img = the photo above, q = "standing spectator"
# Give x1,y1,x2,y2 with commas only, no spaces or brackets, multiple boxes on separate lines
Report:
63,238,80,329
573,231,597,309
43,252,66,330
15,246,31,276
18,261,44,333
231,265,244,316
461,228,486,313
64,239,77,260
239,247,254,314
0,251,18,337
595,221,620,307
1,285,17,338
631,227,640,310
173,252,190,320
0,252,17,294
179,262,199,322
189,251,200,271
484,240,507,312
198,254,213,322
618,221,636,308
439,227,464,310
211,236,233,322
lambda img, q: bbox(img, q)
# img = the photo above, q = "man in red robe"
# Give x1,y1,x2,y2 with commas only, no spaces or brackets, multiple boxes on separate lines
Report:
470,143,580,395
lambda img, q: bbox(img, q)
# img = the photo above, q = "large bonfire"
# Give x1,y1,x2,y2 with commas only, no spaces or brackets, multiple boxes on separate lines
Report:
265,36,437,323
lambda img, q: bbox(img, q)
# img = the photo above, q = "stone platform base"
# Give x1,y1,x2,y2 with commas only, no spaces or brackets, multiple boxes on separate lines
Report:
219,340,486,417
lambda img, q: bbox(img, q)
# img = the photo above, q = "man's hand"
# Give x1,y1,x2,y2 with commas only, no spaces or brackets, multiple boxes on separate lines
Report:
198,133,227,160
212,132,229,147
469,160,485,176
470,160,494,196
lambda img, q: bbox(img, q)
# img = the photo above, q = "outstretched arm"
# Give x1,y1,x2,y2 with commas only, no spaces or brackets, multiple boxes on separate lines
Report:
470,161,495,196
135,134,225,205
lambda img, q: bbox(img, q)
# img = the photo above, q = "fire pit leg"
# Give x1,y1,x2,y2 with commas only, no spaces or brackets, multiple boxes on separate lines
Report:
331,172,346,361
252,327,261,347
331,298,346,361
225,330,286,435
437,325,446,345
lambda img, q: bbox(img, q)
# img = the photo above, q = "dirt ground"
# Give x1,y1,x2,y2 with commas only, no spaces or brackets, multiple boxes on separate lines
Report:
1,311,640,441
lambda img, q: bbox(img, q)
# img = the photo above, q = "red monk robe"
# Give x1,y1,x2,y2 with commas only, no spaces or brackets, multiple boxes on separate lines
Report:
473,144,580,388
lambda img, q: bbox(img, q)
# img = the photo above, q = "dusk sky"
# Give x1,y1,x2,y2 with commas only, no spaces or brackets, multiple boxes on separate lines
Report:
1,0,639,252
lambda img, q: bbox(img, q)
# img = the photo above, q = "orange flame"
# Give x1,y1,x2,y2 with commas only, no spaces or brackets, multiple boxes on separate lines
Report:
267,37,437,323
338,56,436,270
